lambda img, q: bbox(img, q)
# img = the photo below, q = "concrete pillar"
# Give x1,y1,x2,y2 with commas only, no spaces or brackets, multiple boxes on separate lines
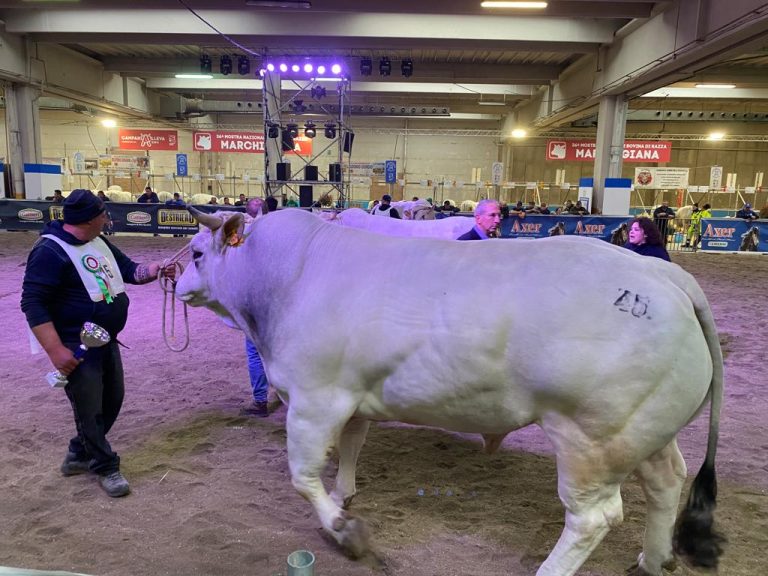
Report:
5,84,42,198
592,94,628,213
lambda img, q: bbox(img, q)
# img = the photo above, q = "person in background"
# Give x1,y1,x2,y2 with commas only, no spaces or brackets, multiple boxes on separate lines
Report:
556,200,574,215
736,202,759,221
234,193,247,207
652,201,676,245
524,200,538,214
623,217,671,261
438,200,458,215
411,196,419,201
571,200,589,216
510,201,526,218
96,191,111,202
372,194,401,218
208,197,218,205
265,196,279,212
165,192,186,207
690,203,712,250
52,190,65,204
223,197,232,206
538,202,551,215
242,198,271,417
368,199,380,214
20,189,175,498
457,199,501,240
683,203,700,247
137,186,159,204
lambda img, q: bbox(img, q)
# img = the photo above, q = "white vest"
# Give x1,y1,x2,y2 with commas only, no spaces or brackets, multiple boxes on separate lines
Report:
373,205,394,217
42,234,126,302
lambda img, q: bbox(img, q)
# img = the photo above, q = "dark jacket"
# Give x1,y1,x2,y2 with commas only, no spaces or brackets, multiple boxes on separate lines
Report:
623,241,671,261
138,192,160,203
21,221,141,342
457,227,483,241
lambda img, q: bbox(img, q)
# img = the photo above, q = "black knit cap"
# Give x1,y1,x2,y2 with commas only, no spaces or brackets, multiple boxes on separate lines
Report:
63,189,105,225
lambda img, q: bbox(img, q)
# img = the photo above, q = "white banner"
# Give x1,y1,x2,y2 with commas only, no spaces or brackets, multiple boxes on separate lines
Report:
633,167,689,189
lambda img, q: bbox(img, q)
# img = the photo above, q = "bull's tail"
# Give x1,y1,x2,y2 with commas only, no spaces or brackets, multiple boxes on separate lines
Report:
671,271,726,568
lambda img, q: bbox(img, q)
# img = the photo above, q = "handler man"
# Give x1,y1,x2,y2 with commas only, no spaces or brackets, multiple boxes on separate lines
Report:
21,189,175,497
457,199,502,240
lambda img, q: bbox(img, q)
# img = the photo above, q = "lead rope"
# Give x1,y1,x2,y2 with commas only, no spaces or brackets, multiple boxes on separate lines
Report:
159,243,191,352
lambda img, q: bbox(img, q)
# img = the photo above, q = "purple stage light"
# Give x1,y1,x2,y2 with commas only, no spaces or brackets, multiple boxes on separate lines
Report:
266,63,275,72
279,63,288,73
291,64,300,72
304,63,313,73
259,69,266,77
316,65,326,75
331,64,342,75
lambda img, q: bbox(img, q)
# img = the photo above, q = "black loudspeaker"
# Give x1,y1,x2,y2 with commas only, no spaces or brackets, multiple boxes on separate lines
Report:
343,131,355,153
329,163,342,183
304,165,318,181
299,185,313,207
276,162,291,181
281,131,295,152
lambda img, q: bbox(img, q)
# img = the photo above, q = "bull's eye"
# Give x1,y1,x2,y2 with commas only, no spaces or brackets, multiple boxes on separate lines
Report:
192,250,203,260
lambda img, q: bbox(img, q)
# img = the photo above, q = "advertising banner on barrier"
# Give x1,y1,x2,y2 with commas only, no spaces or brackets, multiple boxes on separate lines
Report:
546,140,672,163
118,129,179,151
501,214,635,243
700,218,767,252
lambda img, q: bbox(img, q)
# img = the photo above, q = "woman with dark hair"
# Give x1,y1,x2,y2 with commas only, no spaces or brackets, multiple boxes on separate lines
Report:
623,217,671,261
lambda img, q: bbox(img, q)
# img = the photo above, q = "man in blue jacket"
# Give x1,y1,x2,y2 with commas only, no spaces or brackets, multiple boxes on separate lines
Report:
21,190,174,497
457,199,502,240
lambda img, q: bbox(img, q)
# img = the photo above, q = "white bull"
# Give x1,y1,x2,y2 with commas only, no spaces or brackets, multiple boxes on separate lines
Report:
318,207,474,239
177,208,724,576
391,199,436,220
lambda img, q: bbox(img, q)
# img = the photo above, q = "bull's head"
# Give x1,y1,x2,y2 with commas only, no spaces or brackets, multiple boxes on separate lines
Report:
176,207,246,322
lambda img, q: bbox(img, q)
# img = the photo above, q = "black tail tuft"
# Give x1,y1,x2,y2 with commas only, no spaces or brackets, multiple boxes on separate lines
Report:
673,461,726,569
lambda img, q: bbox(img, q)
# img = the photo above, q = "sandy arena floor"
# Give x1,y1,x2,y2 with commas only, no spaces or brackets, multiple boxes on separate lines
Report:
0,231,765,576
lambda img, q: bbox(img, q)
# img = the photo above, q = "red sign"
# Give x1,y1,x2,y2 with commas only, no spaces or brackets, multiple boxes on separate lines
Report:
118,129,178,151
546,140,672,163
192,131,313,155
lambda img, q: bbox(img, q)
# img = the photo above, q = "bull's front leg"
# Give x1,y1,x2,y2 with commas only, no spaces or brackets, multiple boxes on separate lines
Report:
331,418,370,508
286,400,371,558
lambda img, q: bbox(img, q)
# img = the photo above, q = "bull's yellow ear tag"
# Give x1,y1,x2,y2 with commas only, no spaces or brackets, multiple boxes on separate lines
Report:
227,231,245,247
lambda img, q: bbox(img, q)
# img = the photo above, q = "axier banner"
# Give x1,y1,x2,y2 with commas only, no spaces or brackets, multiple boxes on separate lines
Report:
546,140,672,163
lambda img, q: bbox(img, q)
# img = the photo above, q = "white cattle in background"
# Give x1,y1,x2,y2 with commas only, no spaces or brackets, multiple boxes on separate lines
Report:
177,207,724,576
157,191,174,203
391,199,436,220
318,207,473,239
460,199,478,213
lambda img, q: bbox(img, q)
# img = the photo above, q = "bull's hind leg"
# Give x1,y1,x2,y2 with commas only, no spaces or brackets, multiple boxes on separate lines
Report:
631,440,687,576
285,400,370,557
330,418,370,509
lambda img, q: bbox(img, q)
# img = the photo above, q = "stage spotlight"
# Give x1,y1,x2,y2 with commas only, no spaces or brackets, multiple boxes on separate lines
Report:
311,85,326,99
279,63,288,73
316,65,326,75
331,63,342,75
291,64,300,72
401,58,413,77
238,56,250,75
304,122,317,138
360,57,372,76
266,63,275,72
324,123,337,139
267,122,279,139
304,63,313,73
290,99,307,113
200,54,212,73
379,57,391,76
286,123,299,138
220,55,233,75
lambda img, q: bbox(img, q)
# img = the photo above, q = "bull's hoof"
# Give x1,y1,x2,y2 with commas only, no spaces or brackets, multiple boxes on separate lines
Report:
625,558,677,576
335,515,371,559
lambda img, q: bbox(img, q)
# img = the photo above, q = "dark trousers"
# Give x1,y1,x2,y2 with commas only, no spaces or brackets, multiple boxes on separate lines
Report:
64,341,124,475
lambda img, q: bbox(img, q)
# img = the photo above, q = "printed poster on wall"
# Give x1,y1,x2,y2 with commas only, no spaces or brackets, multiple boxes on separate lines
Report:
192,131,313,155
546,140,672,163
118,129,178,151
633,167,690,189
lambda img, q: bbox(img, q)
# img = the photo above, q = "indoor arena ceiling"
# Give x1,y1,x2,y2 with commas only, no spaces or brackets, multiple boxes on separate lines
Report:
1,0,768,128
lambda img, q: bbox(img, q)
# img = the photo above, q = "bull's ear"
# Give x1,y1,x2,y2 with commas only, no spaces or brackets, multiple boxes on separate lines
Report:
213,212,246,252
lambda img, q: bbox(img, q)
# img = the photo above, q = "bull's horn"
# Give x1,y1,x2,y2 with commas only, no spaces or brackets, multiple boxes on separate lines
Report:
188,206,222,231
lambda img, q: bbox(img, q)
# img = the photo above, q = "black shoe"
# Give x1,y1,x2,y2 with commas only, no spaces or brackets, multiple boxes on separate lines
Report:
61,452,91,476
242,400,269,417
99,471,130,498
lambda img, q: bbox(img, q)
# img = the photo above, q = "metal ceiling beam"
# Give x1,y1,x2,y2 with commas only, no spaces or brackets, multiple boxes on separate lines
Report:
641,87,768,99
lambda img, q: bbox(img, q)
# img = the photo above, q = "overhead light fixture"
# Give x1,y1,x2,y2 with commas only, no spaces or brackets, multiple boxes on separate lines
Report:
245,1,311,7
324,123,337,139
290,99,307,113
695,83,736,89
267,122,280,139
176,73,213,79
200,54,212,74
220,55,233,75
511,128,527,138
478,100,506,106
286,123,299,138
310,85,326,99
101,118,117,128
481,1,548,7
401,58,413,78
360,58,372,76
304,122,317,138
237,55,250,75
379,57,391,76
707,132,726,140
